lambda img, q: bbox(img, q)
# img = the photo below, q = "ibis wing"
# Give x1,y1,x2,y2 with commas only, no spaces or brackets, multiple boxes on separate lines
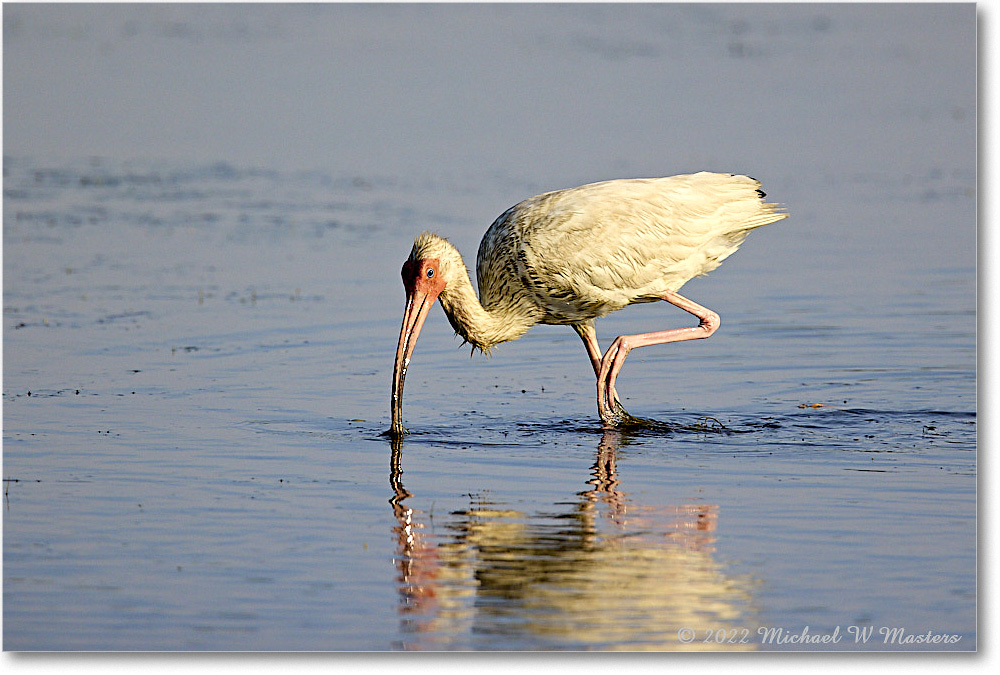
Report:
504,173,784,323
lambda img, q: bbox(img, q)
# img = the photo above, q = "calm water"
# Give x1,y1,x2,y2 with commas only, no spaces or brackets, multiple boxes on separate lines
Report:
3,4,976,651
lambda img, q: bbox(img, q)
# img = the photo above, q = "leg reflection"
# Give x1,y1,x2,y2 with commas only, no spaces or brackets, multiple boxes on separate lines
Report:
581,429,628,523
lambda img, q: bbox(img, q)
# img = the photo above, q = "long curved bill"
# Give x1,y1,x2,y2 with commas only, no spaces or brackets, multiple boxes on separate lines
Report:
390,288,437,436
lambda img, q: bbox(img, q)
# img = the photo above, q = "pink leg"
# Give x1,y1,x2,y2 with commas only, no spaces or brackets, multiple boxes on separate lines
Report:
574,323,628,417
597,290,721,426
572,322,602,377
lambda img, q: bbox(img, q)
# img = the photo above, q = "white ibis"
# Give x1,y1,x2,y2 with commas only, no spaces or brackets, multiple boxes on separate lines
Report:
390,172,787,435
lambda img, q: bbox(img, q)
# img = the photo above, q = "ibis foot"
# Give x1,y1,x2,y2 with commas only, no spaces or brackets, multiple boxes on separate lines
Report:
600,397,639,428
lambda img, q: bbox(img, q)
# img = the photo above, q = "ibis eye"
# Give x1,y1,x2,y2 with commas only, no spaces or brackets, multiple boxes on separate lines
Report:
426,268,435,278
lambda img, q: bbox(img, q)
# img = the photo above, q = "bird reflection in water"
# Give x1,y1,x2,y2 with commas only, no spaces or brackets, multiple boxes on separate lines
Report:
388,432,758,650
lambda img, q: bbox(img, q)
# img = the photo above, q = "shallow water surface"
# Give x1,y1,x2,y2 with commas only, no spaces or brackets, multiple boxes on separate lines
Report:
1,159,976,651
3,3,976,651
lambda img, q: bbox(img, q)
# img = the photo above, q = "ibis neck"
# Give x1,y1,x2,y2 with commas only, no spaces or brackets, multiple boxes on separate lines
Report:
437,264,535,353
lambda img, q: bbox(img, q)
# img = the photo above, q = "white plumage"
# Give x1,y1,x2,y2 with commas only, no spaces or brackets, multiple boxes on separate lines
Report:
391,172,787,435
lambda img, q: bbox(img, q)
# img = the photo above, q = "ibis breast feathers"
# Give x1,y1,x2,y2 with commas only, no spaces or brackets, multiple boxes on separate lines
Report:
476,172,787,324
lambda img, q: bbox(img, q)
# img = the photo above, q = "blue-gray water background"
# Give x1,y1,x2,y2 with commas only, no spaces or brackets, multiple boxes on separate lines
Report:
3,3,977,652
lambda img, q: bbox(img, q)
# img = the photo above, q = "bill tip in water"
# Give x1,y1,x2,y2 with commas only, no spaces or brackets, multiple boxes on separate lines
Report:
382,423,408,438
